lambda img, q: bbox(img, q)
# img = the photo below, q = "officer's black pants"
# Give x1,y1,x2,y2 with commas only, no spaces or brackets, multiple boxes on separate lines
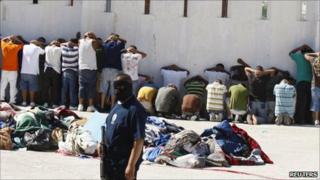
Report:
103,159,138,180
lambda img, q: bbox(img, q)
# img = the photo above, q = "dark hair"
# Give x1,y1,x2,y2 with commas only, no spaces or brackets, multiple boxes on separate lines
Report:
69,38,78,44
110,33,119,38
216,79,223,84
270,67,279,75
216,63,224,69
129,45,137,50
57,38,67,43
76,32,81,39
115,73,132,84
256,65,264,71
16,35,29,44
301,46,314,54
240,83,247,88
37,37,46,44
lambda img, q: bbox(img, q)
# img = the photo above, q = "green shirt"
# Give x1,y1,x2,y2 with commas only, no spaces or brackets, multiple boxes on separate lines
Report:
184,81,206,98
229,84,249,111
290,52,312,83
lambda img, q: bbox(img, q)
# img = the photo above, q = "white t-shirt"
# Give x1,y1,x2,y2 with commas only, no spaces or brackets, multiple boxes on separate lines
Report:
79,39,97,70
45,46,62,74
161,69,188,91
121,53,143,81
21,44,45,75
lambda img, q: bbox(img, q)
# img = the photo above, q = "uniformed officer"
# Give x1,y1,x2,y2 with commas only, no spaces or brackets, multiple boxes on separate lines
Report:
103,73,147,180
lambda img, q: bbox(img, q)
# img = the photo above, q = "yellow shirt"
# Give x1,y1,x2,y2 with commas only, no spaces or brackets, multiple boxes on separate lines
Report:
137,87,157,102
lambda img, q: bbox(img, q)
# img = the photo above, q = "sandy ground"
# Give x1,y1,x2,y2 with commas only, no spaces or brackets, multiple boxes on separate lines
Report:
1,110,320,179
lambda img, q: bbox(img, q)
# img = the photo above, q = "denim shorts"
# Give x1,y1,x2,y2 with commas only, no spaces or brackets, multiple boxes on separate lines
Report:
19,74,38,91
311,87,320,112
79,70,97,99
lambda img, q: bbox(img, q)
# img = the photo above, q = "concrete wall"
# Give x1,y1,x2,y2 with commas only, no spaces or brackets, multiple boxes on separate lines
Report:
0,0,82,41
0,0,319,84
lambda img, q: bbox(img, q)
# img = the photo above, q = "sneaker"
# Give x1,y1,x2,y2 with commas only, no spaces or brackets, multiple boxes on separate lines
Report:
69,106,77,110
215,113,223,122
86,105,96,112
77,104,84,111
209,114,215,122
283,115,293,125
30,102,36,107
190,115,198,121
21,102,27,106
43,103,49,108
275,115,283,125
315,120,320,126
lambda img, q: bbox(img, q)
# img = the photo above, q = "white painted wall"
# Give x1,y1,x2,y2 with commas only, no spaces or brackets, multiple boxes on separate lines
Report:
0,0,319,85
0,0,82,41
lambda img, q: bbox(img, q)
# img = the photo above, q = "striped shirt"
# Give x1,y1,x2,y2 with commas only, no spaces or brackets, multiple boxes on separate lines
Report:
61,46,79,72
206,82,227,111
184,81,206,98
273,81,296,117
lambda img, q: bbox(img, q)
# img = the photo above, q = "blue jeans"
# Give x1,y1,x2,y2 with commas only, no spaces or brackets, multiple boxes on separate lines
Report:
248,101,268,124
311,87,320,112
132,80,140,96
61,70,78,107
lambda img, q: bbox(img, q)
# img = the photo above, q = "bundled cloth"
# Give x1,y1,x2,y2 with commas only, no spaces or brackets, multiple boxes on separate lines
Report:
146,116,184,133
14,107,67,137
164,130,204,156
156,154,206,168
0,117,16,129
0,102,19,120
145,116,183,147
0,102,20,129
209,120,273,165
144,119,272,168
58,123,98,156
23,128,58,151
153,130,228,168
0,127,14,150
12,106,71,151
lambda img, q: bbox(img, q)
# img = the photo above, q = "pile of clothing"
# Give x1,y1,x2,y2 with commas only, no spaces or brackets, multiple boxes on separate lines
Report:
0,105,98,157
143,118,273,168
2,106,273,167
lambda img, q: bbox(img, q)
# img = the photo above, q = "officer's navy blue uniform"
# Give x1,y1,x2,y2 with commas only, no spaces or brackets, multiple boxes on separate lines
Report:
104,95,147,180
